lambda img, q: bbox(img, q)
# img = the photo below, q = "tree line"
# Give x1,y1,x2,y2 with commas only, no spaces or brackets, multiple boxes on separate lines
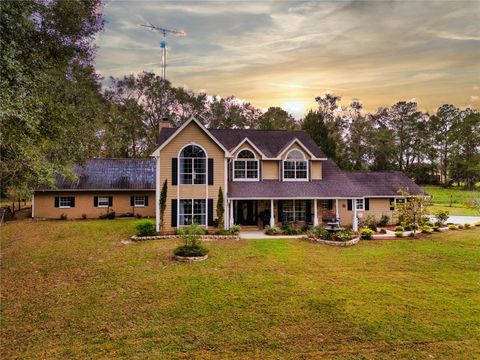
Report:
1,0,479,197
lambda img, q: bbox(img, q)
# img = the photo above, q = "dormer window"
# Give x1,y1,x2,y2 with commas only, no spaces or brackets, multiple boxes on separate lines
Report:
179,145,206,184
233,149,259,181
283,149,308,181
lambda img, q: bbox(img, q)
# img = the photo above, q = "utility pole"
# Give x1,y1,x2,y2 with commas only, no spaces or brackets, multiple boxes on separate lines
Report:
141,22,186,80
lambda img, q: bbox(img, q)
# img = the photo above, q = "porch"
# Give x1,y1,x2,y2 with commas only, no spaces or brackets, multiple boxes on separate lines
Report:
226,199,360,231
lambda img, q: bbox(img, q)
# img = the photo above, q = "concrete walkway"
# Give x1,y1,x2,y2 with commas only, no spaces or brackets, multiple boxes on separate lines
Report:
428,215,480,225
239,230,306,240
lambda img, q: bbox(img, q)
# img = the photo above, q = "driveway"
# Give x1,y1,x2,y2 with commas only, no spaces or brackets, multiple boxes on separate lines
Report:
429,215,480,225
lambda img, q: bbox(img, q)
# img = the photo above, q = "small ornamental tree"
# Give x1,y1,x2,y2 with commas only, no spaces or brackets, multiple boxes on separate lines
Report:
217,187,225,229
393,188,429,237
159,180,168,232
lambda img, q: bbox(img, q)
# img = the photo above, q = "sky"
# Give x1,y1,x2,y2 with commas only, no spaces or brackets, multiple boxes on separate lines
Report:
95,0,480,118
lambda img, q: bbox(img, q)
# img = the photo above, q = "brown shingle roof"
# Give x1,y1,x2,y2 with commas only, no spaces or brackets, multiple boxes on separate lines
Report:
157,127,326,158
228,160,424,198
37,159,156,190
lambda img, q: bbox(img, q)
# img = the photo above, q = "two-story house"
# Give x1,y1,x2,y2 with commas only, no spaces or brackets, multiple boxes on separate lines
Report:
33,117,424,231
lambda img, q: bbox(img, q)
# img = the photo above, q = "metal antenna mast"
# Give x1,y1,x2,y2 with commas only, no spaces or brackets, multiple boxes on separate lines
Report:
141,22,186,80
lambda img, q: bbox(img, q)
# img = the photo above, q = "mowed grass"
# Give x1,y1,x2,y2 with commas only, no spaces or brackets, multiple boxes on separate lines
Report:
422,185,480,216
1,220,480,359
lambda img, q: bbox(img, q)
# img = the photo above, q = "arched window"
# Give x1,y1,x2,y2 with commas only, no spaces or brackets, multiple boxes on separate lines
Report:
179,145,206,184
283,149,308,180
233,149,258,180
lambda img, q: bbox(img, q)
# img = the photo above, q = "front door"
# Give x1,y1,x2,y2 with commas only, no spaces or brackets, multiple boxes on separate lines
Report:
235,200,257,226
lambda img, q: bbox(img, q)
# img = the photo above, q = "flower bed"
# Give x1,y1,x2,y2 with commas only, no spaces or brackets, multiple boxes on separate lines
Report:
131,234,240,241
314,236,360,247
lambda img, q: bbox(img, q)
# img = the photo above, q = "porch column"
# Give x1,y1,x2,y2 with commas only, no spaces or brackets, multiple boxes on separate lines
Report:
335,199,339,222
270,199,275,227
352,199,358,231
229,200,234,226
313,199,319,226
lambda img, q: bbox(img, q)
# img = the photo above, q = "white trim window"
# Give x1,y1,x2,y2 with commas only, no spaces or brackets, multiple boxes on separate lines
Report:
134,196,146,207
355,198,365,211
179,199,206,226
233,149,259,181
59,197,73,208
283,200,307,222
98,196,109,208
283,150,308,181
179,145,206,184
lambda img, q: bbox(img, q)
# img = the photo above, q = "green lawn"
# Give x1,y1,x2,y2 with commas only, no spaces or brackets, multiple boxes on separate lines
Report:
422,185,480,216
2,220,480,359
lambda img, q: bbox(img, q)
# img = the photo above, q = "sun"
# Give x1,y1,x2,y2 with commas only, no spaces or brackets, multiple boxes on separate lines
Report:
281,101,308,118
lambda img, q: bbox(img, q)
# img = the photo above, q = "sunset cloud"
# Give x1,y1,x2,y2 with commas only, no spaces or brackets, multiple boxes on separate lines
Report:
96,0,480,117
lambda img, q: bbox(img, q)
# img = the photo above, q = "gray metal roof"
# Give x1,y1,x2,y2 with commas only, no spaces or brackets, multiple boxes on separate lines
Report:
39,159,156,190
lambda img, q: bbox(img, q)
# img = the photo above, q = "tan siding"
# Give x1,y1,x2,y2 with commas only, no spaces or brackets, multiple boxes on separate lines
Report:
34,191,155,219
359,198,395,225
159,121,225,231
311,161,322,180
262,160,279,180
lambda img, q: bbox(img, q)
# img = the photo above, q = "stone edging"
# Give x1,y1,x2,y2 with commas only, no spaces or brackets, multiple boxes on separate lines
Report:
131,234,240,241
315,236,360,247
174,254,209,263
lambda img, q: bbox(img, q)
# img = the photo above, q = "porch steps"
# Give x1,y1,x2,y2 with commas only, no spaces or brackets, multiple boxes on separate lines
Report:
240,226,262,231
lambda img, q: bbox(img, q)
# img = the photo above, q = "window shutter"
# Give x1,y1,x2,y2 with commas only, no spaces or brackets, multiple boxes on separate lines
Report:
130,196,134,206
144,195,149,206
306,200,312,223
259,161,262,180
347,199,352,211
277,200,283,222
70,197,75,208
172,158,178,185
208,198,214,226
208,158,214,185
93,196,98,207
54,196,59,208
108,196,113,206
171,199,177,227
389,198,395,210
328,200,333,210
365,198,369,210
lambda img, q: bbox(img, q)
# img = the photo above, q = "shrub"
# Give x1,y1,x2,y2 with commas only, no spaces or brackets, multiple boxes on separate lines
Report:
448,224,457,230
425,221,434,227
135,213,143,219
174,224,209,257
215,229,230,235
464,223,471,229
282,225,299,235
395,226,404,232
360,215,377,232
403,224,412,231
377,215,390,227
135,220,156,236
306,230,318,240
432,225,440,232
60,213,67,220
434,210,449,226
360,227,374,240
265,226,281,235
421,225,432,234
300,224,312,234
229,225,240,235
379,228,387,234
394,231,403,237
475,221,480,227
334,229,353,242
106,210,115,219
81,214,87,220
314,226,332,240
458,224,464,229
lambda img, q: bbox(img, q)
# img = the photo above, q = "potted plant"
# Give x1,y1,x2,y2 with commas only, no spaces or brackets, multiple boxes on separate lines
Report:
174,224,209,262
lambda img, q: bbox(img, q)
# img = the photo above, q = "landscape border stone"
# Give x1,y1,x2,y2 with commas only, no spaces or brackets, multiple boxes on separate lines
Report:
174,254,209,263
315,236,360,247
131,234,240,241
